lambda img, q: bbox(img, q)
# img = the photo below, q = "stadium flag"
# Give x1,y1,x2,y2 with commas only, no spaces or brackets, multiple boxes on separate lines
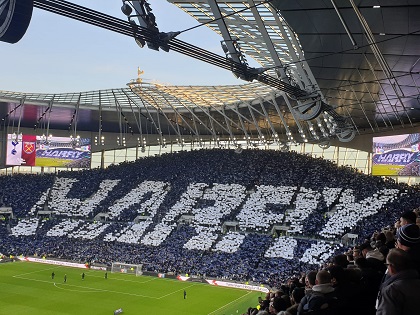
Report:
21,134,36,166
6,135,23,165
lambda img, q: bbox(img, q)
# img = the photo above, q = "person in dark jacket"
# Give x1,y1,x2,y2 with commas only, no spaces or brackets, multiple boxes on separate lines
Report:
376,248,420,315
297,270,338,315
395,223,420,274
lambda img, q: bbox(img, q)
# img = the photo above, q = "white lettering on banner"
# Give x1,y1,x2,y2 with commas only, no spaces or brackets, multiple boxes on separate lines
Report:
78,179,120,216
90,266,107,271
322,187,342,208
142,183,207,246
67,221,111,240
18,256,88,269
107,181,169,220
300,241,340,265
285,187,321,233
206,279,269,293
213,232,246,253
264,237,297,259
377,153,414,164
237,185,296,231
193,183,246,226
35,180,401,262
320,188,399,238
41,150,84,159
48,178,120,217
49,178,80,216
46,219,82,237
184,184,246,251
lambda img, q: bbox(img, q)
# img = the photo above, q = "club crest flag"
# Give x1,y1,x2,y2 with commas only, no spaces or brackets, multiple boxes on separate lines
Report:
23,142,35,153
21,135,37,166
6,134,23,165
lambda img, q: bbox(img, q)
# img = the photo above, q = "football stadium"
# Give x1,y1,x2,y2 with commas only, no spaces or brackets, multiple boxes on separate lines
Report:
1,1,420,315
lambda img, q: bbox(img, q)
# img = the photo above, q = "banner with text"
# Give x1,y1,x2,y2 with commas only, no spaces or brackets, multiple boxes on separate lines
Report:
6,134,91,168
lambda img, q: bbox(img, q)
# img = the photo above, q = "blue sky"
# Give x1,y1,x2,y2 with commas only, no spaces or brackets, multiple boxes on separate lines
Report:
0,0,243,93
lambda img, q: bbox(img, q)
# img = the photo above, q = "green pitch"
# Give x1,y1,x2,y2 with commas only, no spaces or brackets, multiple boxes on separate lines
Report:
371,164,404,176
35,157,75,167
0,261,262,315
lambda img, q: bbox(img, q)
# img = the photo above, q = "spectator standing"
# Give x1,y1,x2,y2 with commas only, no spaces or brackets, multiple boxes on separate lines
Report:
286,287,305,315
269,296,287,314
395,223,420,273
297,270,338,314
360,243,385,274
376,248,420,315
304,271,317,295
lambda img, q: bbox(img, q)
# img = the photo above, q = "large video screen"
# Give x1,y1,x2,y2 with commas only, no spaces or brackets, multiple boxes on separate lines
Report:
372,133,420,176
6,134,91,168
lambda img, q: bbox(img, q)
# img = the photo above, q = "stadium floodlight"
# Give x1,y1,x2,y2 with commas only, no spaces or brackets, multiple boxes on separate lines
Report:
135,37,145,48
121,2,132,16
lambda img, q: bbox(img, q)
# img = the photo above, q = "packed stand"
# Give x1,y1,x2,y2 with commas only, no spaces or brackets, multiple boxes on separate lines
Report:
0,148,419,315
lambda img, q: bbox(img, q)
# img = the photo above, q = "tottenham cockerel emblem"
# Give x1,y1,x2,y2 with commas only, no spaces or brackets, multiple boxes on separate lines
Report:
0,0,33,44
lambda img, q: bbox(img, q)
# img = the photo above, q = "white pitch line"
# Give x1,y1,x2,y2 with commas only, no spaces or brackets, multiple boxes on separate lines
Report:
207,290,253,315
13,275,161,299
83,272,157,284
157,283,197,299
53,282,104,293
12,266,57,277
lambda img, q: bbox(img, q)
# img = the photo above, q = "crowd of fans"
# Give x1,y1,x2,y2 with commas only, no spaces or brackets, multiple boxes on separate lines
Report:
0,148,420,314
246,209,420,315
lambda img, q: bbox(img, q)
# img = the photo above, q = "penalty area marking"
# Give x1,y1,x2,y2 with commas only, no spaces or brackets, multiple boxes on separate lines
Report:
207,290,254,315
13,275,160,299
53,282,104,293
12,265,58,277
157,283,198,300
84,271,158,284
52,282,160,298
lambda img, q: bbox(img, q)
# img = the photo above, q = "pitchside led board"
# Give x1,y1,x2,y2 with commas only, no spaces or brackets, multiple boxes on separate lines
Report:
6,134,91,168
372,133,420,176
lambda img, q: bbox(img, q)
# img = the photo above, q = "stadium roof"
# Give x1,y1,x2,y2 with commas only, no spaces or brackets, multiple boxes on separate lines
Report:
1,0,420,152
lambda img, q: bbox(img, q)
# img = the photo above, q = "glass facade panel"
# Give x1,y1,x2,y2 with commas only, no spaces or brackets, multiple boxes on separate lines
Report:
2,141,417,184
126,148,137,162
114,149,127,164
91,152,102,169
320,149,334,160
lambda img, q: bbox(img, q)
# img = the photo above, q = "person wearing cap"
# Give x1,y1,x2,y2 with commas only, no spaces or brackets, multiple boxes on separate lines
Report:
395,223,420,273
376,248,420,315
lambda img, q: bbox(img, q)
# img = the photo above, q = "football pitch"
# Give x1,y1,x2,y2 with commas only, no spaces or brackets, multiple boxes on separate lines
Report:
0,261,262,315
